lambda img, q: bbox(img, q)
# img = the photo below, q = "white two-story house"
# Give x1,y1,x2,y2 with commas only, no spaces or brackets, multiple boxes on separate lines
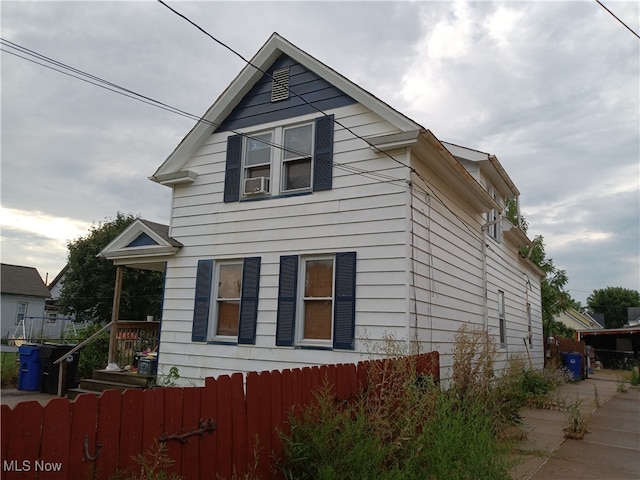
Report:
100,33,544,384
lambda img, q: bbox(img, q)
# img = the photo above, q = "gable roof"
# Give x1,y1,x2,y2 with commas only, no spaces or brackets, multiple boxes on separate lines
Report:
151,32,422,183
148,32,523,223
1,263,50,298
98,219,182,271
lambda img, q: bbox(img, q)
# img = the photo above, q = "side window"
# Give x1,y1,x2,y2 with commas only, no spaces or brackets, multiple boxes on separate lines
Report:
191,258,261,344
527,303,532,346
486,185,501,241
16,301,27,324
276,252,356,349
498,290,506,347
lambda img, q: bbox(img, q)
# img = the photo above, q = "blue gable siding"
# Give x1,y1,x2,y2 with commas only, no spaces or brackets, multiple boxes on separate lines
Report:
127,232,158,247
216,55,356,132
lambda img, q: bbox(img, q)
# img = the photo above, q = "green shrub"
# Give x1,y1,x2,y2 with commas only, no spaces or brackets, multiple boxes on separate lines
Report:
76,322,109,378
1,352,19,388
279,356,511,480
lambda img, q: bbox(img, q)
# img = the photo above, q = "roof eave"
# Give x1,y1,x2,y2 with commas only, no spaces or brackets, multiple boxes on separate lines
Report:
152,32,423,179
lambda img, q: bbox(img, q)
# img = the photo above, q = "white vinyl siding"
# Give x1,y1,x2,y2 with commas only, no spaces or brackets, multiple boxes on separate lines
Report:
159,104,412,382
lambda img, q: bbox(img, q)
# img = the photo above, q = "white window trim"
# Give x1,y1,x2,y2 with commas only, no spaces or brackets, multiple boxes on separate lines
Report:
240,120,315,198
16,301,27,324
486,184,501,241
527,303,532,346
296,255,335,347
209,260,243,341
281,122,314,193
498,290,506,347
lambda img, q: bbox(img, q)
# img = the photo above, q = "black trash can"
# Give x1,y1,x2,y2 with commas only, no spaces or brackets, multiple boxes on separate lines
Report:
40,344,80,395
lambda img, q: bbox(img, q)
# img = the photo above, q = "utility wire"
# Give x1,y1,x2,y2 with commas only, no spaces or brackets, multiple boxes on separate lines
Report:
595,0,640,40
0,37,408,188
155,0,417,178
155,0,501,238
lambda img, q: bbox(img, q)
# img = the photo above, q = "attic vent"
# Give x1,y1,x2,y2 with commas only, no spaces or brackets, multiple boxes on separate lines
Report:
271,67,290,102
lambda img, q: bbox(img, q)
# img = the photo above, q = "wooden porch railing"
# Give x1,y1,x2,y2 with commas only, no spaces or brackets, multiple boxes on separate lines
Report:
113,320,160,368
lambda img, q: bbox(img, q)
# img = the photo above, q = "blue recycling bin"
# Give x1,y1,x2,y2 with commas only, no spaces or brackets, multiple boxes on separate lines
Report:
563,352,582,381
18,344,42,391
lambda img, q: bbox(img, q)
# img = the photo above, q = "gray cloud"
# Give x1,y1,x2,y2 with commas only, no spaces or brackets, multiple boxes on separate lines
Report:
1,1,638,306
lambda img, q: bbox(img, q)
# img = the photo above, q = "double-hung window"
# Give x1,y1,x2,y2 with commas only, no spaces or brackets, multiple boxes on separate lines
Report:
244,132,273,194
300,256,334,343
16,301,27,324
191,257,261,345
276,252,356,350
223,115,334,202
215,262,243,337
498,290,506,347
282,124,313,191
486,185,501,241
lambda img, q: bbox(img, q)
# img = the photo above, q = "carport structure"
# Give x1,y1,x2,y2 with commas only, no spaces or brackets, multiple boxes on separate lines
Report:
576,325,640,370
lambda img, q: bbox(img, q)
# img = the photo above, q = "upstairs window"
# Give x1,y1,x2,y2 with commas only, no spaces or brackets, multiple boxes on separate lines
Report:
243,133,272,195
486,185,501,241
223,115,334,202
283,124,313,191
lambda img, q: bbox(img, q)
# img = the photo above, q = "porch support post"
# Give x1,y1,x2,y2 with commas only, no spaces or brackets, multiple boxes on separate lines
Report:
108,265,124,365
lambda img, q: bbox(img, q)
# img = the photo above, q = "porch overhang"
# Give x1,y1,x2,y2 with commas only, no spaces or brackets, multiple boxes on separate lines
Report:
98,219,182,272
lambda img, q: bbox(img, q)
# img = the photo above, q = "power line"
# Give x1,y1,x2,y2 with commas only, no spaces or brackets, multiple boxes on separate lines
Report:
595,0,640,40
155,0,417,177
0,37,409,188
154,1,504,239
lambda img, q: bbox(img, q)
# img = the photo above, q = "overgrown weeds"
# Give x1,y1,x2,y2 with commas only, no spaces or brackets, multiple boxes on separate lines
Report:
278,324,560,479
110,441,183,480
1,351,19,388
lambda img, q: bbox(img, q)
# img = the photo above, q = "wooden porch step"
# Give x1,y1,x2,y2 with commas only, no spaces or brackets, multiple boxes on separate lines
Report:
92,369,155,387
65,370,156,400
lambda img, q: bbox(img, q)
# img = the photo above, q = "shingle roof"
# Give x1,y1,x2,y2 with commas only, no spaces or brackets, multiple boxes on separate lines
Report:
1,263,51,298
138,219,183,247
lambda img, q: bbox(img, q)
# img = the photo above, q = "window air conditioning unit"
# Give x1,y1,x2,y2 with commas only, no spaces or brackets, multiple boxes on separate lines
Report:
244,177,269,195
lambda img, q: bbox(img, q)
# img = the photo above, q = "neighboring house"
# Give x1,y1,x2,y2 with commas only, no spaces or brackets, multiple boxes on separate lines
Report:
1,263,51,341
554,307,604,331
44,265,83,339
100,33,544,384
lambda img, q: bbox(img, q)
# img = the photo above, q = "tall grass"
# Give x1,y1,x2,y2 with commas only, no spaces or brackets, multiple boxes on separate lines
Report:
1,351,19,388
278,324,560,479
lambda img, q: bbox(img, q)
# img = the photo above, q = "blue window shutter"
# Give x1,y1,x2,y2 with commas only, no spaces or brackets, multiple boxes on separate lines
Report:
238,257,261,345
333,252,356,350
313,115,334,191
276,255,298,346
192,259,213,342
224,134,243,202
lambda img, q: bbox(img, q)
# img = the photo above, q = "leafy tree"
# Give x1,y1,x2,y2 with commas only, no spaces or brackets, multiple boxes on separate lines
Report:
59,212,164,323
505,198,574,338
587,287,640,329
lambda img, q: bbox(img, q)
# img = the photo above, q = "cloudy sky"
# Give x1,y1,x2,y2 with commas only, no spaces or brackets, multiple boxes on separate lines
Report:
1,1,638,306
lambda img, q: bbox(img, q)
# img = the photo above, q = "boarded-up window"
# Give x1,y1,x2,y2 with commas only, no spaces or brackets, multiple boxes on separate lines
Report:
303,258,334,340
216,263,242,336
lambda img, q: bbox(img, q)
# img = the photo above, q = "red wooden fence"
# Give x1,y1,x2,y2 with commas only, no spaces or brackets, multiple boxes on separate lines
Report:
1,352,439,480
